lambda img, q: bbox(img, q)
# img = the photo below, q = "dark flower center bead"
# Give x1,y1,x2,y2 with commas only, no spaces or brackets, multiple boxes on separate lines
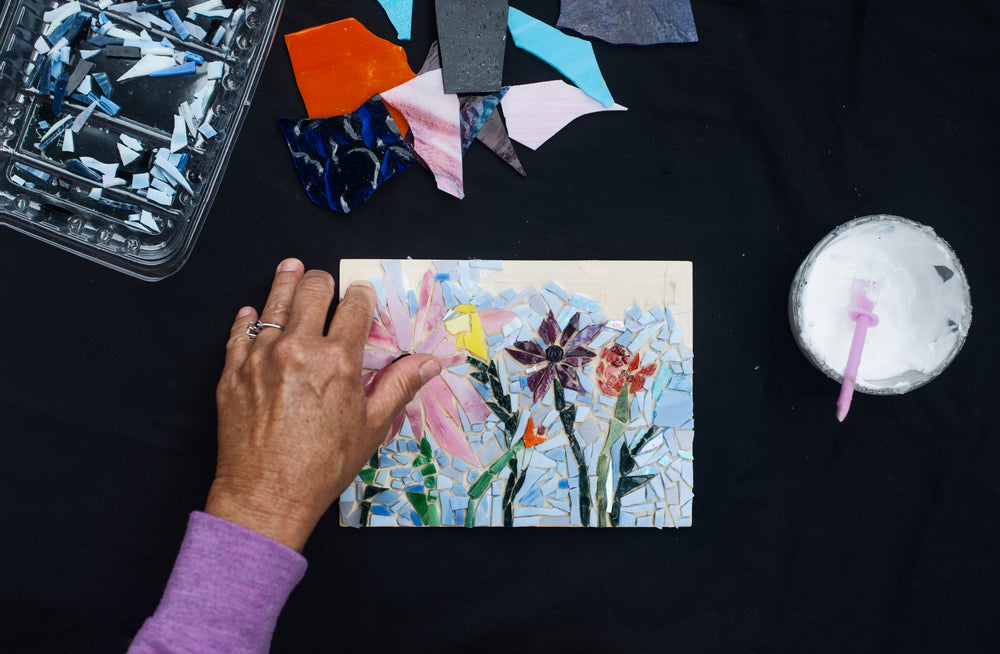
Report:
545,345,564,362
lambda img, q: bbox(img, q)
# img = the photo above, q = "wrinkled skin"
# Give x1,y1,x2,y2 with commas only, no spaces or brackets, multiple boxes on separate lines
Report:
206,258,440,551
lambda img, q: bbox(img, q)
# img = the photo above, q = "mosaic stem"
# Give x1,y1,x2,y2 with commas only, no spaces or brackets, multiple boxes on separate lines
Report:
463,440,524,527
359,450,380,528
406,437,441,526
555,378,590,526
566,433,591,526
502,457,518,527
610,427,661,526
467,356,525,527
596,387,630,527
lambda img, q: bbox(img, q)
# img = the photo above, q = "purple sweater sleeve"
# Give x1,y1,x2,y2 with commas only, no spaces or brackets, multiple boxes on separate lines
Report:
128,511,308,654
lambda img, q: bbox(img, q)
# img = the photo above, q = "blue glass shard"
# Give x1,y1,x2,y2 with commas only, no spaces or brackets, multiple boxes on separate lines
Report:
667,375,692,392
93,72,113,98
277,96,415,214
459,89,507,154
653,390,693,428
150,61,197,76
164,9,191,40
52,73,69,116
543,281,569,300
521,486,544,506
376,0,413,40
507,7,615,107
49,12,91,44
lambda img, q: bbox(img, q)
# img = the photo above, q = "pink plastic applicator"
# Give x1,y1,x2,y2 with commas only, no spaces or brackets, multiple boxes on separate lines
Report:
837,279,880,422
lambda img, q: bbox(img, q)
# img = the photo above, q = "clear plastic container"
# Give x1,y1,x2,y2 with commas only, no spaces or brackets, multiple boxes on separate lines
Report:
0,0,284,280
789,215,972,394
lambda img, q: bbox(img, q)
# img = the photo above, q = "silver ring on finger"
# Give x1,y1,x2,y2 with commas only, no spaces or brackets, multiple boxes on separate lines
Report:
246,320,284,340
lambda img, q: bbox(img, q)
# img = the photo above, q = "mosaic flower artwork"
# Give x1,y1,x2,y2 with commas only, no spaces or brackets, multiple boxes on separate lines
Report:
339,260,694,528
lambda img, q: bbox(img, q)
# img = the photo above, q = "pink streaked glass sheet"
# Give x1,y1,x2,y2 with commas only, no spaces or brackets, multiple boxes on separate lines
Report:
382,69,464,198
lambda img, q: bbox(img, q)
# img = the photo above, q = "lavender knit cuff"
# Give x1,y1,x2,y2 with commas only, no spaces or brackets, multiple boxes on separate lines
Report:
128,511,308,654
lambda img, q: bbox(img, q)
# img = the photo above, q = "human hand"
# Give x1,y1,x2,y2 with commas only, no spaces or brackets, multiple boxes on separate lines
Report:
205,258,441,551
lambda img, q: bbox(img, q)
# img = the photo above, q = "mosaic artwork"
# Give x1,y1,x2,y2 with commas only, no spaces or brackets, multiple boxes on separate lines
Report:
339,260,693,528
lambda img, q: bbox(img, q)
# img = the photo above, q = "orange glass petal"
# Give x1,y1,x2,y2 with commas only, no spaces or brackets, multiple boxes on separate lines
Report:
285,18,415,133
522,417,546,449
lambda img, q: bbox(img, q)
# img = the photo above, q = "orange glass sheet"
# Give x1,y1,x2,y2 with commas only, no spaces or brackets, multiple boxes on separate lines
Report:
285,18,414,132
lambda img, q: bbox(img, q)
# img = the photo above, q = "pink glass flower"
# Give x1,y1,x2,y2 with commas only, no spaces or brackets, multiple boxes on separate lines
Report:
361,268,513,467
505,311,605,402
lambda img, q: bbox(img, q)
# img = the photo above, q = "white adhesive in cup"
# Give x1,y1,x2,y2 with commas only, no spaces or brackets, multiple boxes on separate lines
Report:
789,215,972,394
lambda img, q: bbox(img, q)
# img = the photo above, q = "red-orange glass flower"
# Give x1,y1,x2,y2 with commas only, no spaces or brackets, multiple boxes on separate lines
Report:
521,417,547,449
596,344,657,396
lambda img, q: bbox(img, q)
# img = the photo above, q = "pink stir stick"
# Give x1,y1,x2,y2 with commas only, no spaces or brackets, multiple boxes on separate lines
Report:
837,279,880,422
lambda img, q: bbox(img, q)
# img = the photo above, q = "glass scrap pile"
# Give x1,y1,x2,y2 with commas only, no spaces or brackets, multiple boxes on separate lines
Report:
280,3,698,212
16,0,245,233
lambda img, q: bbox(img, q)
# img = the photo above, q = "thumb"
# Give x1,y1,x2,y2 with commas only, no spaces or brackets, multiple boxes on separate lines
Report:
365,354,441,435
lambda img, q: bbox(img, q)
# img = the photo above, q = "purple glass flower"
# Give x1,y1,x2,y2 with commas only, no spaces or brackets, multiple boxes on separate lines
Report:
506,311,605,402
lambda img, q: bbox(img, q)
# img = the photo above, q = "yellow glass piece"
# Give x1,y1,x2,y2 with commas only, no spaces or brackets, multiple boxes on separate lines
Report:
443,313,471,335
447,304,489,359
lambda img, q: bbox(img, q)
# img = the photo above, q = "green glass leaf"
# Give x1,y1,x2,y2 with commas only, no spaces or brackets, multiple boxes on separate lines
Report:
488,449,516,474
614,386,630,423
420,436,433,458
471,371,489,384
363,485,387,500
560,405,576,435
619,441,637,475
553,378,565,410
630,426,660,456
486,401,510,421
413,454,430,467
617,473,655,498
467,356,488,371
420,463,437,476
359,468,376,484
406,491,430,524
468,472,494,499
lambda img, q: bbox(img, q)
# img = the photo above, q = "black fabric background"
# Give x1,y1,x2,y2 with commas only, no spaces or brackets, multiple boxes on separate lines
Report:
2,1,998,651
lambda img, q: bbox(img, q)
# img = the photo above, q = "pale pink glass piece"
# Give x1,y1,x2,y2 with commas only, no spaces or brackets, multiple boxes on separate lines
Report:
384,279,413,352
441,370,491,423
422,385,481,466
500,80,627,150
367,320,397,350
382,69,464,199
363,349,398,369
479,309,518,333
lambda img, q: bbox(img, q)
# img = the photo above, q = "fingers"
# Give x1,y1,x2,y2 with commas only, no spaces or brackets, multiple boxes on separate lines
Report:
326,282,377,361
365,354,441,435
255,258,305,345
224,305,259,373
287,270,336,337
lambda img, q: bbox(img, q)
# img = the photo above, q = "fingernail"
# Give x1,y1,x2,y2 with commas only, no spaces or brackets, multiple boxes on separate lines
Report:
418,359,441,385
277,258,301,273
237,306,254,318
347,280,375,295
